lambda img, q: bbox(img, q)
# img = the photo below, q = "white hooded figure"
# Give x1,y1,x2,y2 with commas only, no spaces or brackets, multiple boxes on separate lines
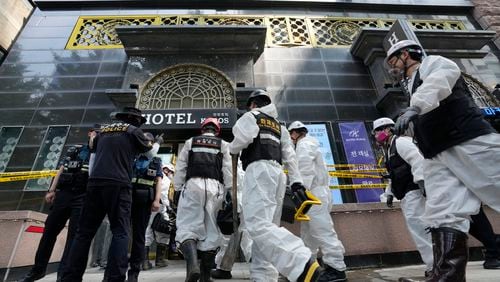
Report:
372,117,432,275
229,90,331,282
287,121,348,280
174,117,232,282
386,40,500,280
143,163,175,269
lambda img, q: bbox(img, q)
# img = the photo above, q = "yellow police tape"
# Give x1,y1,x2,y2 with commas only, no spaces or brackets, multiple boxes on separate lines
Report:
327,164,384,168
328,171,382,179
330,183,387,190
0,170,58,183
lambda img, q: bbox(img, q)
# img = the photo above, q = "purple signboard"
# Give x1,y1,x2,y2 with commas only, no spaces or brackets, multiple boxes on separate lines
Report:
338,122,383,203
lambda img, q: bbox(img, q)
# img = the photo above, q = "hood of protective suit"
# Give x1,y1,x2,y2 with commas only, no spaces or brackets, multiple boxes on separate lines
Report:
254,103,278,118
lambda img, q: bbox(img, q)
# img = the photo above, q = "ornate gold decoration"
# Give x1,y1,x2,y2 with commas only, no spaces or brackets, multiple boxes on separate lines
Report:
138,64,235,110
462,72,499,107
67,16,159,49
66,15,467,49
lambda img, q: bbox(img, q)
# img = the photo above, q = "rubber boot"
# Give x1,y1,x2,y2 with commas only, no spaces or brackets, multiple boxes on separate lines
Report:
21,267,46,282
426,227,468,282
317,264,347,282
126,264,140,282
155,243,169,268
211,268,232,279
142,246,153,270
200,250,217,282
297,257,323,282
180,240,200,282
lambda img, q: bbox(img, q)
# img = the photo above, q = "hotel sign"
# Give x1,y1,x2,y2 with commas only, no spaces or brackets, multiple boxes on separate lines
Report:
481,107,500,118
141,108,238,129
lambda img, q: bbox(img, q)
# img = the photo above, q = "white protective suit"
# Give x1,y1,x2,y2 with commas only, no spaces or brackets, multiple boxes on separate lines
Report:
383,136,432,271
408,55,500,233
145,171,171,246
215,161,253,270
229,103,312,282
174,133,232,251
294,135,347,271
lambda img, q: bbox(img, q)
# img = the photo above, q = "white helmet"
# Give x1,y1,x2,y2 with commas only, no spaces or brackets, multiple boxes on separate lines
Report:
384,39,423,69
386,40,422,58
287,121,307,132
372,117,395,134
163,163,175,173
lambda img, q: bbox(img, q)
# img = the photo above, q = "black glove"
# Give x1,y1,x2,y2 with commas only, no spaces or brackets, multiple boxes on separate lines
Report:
290,182,313,214
155,134,164,145
173,190,181,208
386,195,394,208
417,180,426,197
395,106,420,135
291,182,306,193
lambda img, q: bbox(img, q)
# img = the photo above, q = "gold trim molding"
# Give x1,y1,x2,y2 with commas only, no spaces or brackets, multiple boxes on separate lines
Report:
66,15,466,49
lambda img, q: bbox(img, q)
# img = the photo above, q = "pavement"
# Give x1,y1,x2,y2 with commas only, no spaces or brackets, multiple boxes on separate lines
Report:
37,260,500,281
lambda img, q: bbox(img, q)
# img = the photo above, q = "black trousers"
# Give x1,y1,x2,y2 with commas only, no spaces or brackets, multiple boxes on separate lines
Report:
61,184,132,282
470,206,499,259
128,188,153,272
32,189,84,277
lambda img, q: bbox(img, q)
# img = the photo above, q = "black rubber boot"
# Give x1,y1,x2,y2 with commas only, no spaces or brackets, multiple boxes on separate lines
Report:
21,268,46,282
180,240,201,282
155,243,169,268
317,265,347,282
126,267,139,282
200,250,217,282
426,227,468,282
211,268,232,279
142,246,153,270
297,257,323,282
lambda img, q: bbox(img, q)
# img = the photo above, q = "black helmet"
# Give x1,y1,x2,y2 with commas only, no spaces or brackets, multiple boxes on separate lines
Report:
246,89,271,107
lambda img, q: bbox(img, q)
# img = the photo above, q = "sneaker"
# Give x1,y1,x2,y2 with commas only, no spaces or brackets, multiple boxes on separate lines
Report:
483,258,500,269
318,265,347,282
210,269,232,279
297,258,322,282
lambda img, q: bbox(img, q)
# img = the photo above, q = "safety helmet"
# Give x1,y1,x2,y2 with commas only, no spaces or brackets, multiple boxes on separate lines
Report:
287,121,308,133
384,39,423,67
246,89,271,107
372,117,395,134
163,163,175,173
201,117,221,136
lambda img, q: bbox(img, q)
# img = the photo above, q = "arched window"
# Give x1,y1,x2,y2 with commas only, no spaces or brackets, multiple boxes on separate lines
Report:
138,64,235,110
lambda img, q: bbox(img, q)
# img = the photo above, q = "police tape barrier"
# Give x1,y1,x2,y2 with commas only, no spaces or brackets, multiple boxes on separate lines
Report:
0,170,58,177
329,183,387,190
328,171,382,179
327,164,384,168
334,169,387,173
0,171,58,183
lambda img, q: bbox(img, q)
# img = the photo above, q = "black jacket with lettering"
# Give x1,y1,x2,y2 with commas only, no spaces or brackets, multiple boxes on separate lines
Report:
186,135,224,183
241,112,282,170
412,71,495,158
385,137,419,200
89,123,152,186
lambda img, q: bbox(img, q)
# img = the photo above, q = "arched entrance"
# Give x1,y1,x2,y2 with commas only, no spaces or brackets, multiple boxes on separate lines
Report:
136,64,238,164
